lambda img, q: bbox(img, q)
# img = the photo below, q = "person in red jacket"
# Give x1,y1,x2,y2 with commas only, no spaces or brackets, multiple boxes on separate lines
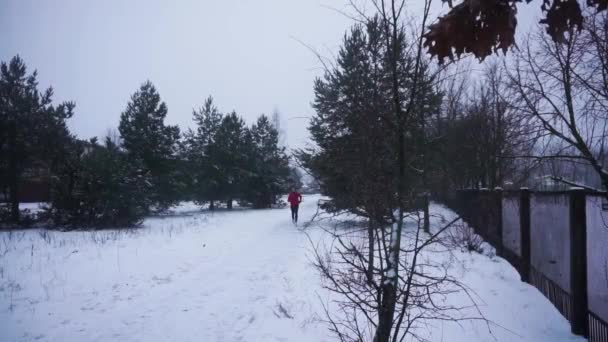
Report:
287,189,302,223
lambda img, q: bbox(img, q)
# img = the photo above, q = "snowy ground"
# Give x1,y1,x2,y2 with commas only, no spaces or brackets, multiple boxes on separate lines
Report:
0,195,584,341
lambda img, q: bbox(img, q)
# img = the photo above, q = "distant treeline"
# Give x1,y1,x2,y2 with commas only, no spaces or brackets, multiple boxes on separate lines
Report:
0,56,300,228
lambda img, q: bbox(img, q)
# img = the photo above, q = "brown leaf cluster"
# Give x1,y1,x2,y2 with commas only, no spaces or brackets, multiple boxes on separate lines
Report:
424,0,608,62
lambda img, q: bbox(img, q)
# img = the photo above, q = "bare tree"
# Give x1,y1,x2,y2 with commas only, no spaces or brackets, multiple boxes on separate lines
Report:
308,210,489,342
373,0,434,339
507,8,608,192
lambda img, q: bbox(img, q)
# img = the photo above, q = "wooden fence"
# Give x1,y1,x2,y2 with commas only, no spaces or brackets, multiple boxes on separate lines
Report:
444,188,608,340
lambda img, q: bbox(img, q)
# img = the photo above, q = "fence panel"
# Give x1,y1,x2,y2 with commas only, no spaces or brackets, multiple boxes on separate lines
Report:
486,190,502,247
502,195,521,270
530,193,571,294
470,190,501,247
456,190,476,225
590,312,608,342
450,189,608,339
502,195,521,257
586,195,608,340
530,266,572,321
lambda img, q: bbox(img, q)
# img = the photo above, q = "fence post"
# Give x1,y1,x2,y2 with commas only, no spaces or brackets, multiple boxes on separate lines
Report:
494,187,503,256
519,188,531,283
480,188,489,239
569,188,589,337
463,190,475,232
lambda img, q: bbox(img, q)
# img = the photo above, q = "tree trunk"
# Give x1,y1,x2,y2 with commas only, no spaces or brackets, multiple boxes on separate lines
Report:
423,194,430,233
374,6,405,339
227,199,232,210
374,279,397,342
209,200,215,211
8,178,18,222
367,219,375,283
8,121,19,222
67,169,75,213
374,132,405,342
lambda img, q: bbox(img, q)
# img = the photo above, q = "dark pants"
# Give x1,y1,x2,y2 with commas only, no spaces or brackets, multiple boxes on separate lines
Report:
291,205,299,222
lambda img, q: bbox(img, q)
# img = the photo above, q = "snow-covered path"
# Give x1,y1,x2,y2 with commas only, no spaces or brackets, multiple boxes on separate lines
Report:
0,196,585,341
0,198,328,342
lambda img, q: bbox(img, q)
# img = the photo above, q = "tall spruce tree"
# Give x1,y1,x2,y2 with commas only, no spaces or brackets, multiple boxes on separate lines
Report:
214,111,250,209
299,19,397,223
243,115,291,208
184,96,224,209
119,81,180,210
0,56,74,223
301,18,441,220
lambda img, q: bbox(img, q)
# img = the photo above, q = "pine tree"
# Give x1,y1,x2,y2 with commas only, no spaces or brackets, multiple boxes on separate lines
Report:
50,137,152,227
0,56,74,223
214,111,250,209
243,115,291,208
301,20,397,223
118,81,180,210
300,18,441,221
183,96,223,209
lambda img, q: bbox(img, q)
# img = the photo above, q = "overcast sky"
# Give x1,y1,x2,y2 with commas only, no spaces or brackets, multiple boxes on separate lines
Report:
1,1,540,150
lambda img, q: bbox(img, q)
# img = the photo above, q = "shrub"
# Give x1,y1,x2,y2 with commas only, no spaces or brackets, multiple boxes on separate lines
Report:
49,138,151,228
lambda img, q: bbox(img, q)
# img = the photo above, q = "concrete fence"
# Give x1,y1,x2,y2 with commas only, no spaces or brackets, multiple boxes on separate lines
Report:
445,188,608,341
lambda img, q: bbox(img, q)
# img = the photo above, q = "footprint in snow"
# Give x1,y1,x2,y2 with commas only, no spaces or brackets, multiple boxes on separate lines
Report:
151,275,172,285
273,303,294,319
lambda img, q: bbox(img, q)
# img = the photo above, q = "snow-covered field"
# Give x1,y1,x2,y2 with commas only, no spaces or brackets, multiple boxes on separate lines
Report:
0,195,584,341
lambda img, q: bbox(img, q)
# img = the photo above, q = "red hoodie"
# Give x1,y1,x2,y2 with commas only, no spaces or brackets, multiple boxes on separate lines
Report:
287,192,302,207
